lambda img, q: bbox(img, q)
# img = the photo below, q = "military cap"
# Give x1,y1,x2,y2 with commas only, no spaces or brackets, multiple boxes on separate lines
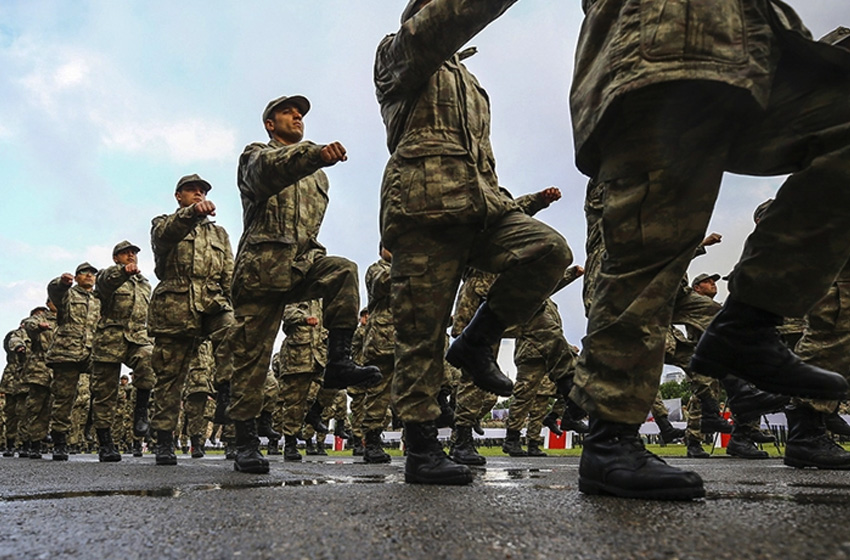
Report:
112,240,141,256
821,27,850,49
692,273,721,287
75,262,98,275
262,95,310,123
175,173,212,193
753,198,773,223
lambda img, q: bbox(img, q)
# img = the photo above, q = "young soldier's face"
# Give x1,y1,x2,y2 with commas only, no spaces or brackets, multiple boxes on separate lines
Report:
175,184,207,208
114,250,138,266
76,270,96,290
265,105,304,145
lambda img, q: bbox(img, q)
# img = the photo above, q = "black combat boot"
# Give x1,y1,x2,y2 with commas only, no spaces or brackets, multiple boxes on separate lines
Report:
225,439,237,460
257,411,281,440
17,440,31,459
502,429,527,457
133,388,151,438
283,435,302,462
305,437,318,456
686,435,710,459
527,440,548,457
404,421,472,485
233,419,270,474
784,405,850,469
304,401,329,434
267,439,281,455
446,302,513,397
132,440,143,457
691,298,849,399
334,421,351,440
449,425,486,465
190,435,205,458
2,439,14,457
96,428,122,463
472,420,485,436
435,386,456,428
749,428,776,444
363,429,391,464
561,399,589,434
579,418,704,500
699,396,733,434
726,426,768,459
213,382,230,424
315,437,328,456
543,411,563,436
824,410,850,437
722,376,790,423
655,415,685,444
51,431,69,461
28,440,43,459
154,430,177,466
323,329,383,389
351,436,365,457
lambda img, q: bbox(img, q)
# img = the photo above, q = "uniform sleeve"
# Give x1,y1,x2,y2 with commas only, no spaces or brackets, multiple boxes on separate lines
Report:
515,192,549,217
46,277,70,311
95,265,131,300
151,207,205,257
366,261,391,310
238,141,327,204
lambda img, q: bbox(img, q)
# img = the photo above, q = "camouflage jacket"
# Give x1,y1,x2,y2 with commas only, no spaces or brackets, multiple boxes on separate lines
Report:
374,0,519,245
570,0,850,176
234,139,331,297
0,325,28,394
363,258,393,361
278,300,327,375
93,264,152,361
46,279,100,365
184,339,214,397
149,207,234,337
22,311,56,387
352,323,367,366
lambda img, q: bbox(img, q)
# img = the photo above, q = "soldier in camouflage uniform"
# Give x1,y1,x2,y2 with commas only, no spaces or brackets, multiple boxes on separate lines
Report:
224,95,382,475
46,263,100,460
376,0,571,485
68,374,92,453
183,339,216,458
302,381,345,456
276,300,328,462
570,1,850,499
90,240,156,463
148,174,235,466
347,309,369,456
2,322,29,456
360,247,395,463
19,304,56,458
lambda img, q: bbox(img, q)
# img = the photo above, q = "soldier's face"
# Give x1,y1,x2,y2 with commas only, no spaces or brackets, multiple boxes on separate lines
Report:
114,250,138,266
265,105,304,145
694,279,717,299
175,184,207,208
76,270,96,290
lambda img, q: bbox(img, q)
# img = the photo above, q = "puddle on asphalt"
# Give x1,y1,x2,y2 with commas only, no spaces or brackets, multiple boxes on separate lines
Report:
707,491,850,505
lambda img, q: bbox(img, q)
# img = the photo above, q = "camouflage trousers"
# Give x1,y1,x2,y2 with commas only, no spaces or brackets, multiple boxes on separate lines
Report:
302,385,346,442
48,363,88,434
795,274,850,413
69,374,91,447
347,386,367,440
3,392,27,443
90,343,154,429
21,383,52,442
389,213,571,422
183,392,211,438
506,357,548,432
362,353,394,433
455,374,497,427
151,312,232,432
573,76,850,423
227,256,359,422
262,374,279,416
650,393,670,420
526,382,555,446
280,371,321,437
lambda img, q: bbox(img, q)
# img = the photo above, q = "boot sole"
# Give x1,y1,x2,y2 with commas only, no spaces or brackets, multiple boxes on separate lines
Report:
450,456,487,466
234,463,270,474
445,350,513,397
784,456,850,470
690,354,848,400
579,478,705,500
404,473,474,485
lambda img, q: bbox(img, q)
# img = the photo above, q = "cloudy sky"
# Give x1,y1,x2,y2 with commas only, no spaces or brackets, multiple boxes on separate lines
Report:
1,1,848,379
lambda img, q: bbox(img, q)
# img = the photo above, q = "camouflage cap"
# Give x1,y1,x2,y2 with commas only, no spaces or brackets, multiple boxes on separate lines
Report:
753,198,773,223
262,95,310,123
692,273,721,287
75,262,98,275
175,173,212,194
112,240,141,256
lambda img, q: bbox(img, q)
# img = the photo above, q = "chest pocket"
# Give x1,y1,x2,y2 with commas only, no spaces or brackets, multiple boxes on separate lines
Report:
640,0,747,64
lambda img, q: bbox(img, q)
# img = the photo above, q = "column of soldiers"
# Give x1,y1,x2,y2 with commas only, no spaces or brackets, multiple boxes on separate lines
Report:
7,0,850,505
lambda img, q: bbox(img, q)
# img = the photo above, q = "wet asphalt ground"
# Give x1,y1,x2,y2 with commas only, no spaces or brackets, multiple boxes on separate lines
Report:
2,451,850,560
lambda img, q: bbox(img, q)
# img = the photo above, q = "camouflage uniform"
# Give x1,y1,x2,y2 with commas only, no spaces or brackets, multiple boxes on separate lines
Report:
148,204,235,432
182,339,215,440
68,374,91,449
361,258,395,433
277,300,327,437
348,323,368,443
571,0,850,423
375,0,571,423
227,137,361,422
20,310,56,444
46,277,100,435
91,262,155,429
1,325,29,450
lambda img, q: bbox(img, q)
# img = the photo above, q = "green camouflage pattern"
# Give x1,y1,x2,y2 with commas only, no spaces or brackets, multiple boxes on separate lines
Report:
94,264,153,360
46,279,100,365
21,311,55,388
279,300,327,375
1,325,29,394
